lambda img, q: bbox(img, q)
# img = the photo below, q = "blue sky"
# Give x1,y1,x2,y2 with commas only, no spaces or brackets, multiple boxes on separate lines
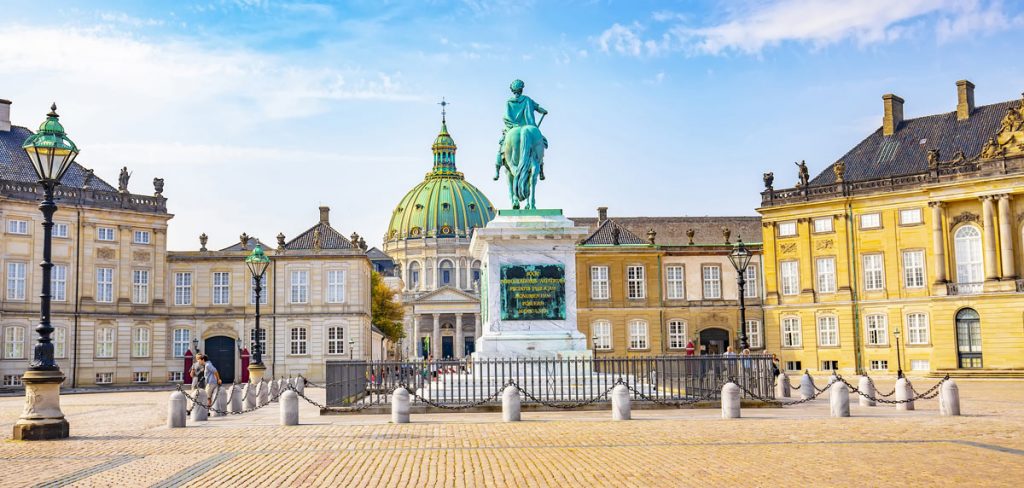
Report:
2,0,1023,249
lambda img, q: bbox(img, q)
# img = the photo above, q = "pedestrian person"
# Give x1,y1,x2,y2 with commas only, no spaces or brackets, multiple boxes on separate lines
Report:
191,355,206,392
201,354,222,408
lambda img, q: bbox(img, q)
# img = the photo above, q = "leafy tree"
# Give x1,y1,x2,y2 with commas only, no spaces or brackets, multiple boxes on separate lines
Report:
371,271,405,343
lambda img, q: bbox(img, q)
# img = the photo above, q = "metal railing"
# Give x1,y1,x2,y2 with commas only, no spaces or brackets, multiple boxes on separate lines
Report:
946,282,983,295
325,355,775,409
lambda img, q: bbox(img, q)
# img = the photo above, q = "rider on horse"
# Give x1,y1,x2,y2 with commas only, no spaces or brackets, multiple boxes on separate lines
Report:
496,79,548,181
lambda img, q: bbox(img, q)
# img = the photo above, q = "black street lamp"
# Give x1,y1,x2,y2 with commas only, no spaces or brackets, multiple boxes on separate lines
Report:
728,237,753,351
348,338,356,360
893,326,904,379
245,244,270,382
13,104,79,440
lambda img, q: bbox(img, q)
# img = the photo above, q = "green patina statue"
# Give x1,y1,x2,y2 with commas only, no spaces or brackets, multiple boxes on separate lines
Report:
494,79,548,209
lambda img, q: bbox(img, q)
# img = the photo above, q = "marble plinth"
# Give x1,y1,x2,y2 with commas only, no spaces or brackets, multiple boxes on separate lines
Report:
12,370,69,440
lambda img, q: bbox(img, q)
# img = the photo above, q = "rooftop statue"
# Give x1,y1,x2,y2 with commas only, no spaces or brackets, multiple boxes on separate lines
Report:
494,79,548,209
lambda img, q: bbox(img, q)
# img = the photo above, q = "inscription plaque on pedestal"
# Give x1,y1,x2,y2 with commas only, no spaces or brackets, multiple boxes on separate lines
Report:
499,264,566,320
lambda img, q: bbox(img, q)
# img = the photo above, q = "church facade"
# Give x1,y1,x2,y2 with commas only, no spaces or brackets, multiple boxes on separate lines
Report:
758,80,1024,377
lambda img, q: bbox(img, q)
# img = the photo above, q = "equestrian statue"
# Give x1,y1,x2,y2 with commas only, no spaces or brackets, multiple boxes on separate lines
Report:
494,79,548,209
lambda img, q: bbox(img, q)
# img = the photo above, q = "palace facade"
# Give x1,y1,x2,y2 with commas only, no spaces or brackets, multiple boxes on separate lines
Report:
758,80,1024,377
0,99,372,387
573,207,764,356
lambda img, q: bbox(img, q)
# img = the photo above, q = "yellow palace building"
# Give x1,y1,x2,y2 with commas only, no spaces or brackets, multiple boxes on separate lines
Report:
758,80,1024,377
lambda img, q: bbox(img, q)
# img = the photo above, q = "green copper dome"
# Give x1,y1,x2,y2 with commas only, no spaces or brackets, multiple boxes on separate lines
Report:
387,117,495,242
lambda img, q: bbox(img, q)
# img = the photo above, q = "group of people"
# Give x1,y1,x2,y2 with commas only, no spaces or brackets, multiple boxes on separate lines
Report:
190,353,223,408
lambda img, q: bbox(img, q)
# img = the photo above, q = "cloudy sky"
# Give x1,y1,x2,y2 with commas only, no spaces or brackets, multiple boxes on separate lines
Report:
2,0,1022,250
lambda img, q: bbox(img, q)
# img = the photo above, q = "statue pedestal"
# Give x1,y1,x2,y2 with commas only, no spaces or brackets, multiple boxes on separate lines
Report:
469,209,591,359
248,363,267,384
12,370,69,440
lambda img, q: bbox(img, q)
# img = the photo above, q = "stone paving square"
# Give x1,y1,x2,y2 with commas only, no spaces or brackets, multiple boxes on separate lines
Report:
1,377,1023,487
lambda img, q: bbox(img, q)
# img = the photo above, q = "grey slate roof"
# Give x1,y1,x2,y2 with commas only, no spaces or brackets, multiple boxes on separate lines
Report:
573,216,763,246
809,99,1017,186
0,125,117,192
580,219,647,245
366,247,392,261
286,222,353,250
219,237,274,252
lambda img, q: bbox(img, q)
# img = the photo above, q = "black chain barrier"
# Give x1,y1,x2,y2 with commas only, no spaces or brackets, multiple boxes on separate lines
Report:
177,382,284,416
837,374,948,405
864,375,896,397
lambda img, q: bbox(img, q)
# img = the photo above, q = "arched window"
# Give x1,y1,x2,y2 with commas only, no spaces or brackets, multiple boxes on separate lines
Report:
954,226,983,284
408,261,421,290
471,260,482,287
439,260,454,286
955,308,982,368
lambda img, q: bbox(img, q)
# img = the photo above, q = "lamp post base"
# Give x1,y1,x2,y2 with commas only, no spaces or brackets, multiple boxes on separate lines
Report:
248,363,267,384
12,370,69,441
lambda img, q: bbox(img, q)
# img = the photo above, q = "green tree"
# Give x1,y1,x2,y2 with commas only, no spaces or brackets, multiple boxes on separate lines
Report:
371,271,405,343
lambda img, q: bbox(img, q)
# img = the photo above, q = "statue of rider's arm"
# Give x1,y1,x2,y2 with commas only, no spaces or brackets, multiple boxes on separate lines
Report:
535,103,548,115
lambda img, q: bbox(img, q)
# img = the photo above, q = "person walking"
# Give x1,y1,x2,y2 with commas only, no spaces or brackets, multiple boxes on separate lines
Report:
200,354,222,408
190,355,206,392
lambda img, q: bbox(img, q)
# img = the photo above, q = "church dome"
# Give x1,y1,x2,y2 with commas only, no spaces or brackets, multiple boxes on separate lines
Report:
386,115,496,242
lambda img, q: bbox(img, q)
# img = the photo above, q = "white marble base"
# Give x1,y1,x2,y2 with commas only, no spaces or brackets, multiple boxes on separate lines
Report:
12,370,69,440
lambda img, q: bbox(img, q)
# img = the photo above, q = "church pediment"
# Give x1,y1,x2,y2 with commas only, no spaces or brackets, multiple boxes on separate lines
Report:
415,286,479,303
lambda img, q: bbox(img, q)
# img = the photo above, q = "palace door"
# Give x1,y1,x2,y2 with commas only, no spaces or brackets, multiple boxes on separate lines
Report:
204,336,236,383
955,309,982,368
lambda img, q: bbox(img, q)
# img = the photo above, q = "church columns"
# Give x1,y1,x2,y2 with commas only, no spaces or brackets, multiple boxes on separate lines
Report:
455,259,462,289
929,202,947,283
455,314,464,359
981,196,999,280
997,194,1016,279
410,315,419,359
431,313,441,359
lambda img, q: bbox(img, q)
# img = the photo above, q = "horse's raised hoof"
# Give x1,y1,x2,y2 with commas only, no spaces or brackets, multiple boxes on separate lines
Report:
539,174,545,181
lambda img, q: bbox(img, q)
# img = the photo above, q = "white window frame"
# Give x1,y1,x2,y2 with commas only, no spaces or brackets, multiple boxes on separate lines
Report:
53,223,69,238
784,361,802,372
745,319,762,348
780,261,799,296
54,326,66,358
906,313,929,345
702,265,721,299
910,359,930,371
590,266,609,300
132,371,150,383
7,219,28,235
168,371,184,383
95,372,113,384
132,327,150,358
626,266,646,299
52,264,67,302
817,315,839,347
865,314,888,346
899,208,923,225
665,265,685,300
863,254,885,291
7,262,27,300
628,320,649,350
290,270,309,304
902,250,925,288
812,217,833,233
667,320,686,349
250,274,268,305
96,267,114,303
744,265,758,299
782,317,802,347
327,326,345,355
96,327,115,358
132,269,149,304
212,272,231,305
97,227,115,241
860,213,881,229
815,257,836,293
592,320,612,350
290,327,308,355
250,328,267,355
174,272,192,306
954,226,984,284
4,326,25,359
777,221,797,237
133,230,151,244
326,270,345,303
172,328,191,358
2,375,22,387
870,360,889,371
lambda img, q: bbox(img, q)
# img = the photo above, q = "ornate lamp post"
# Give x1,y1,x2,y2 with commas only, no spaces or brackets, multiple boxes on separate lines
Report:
245,244,270,383
348,338,356,360
728,237,754,351
893,326,904,379
13,104,79,440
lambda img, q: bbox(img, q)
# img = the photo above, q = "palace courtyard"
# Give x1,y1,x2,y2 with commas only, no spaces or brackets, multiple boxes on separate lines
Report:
0,377,1022,487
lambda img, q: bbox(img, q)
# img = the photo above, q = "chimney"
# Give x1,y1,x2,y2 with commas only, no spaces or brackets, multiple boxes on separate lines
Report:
319,206,330,224
597,206,608,223
882,93,904,136
0,99,11,132
956,80,975,121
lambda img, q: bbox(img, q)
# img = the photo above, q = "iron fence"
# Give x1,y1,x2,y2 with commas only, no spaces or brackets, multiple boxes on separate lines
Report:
325,354,775,409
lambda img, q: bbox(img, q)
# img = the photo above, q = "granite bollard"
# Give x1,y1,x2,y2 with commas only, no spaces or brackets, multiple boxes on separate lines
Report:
775,372,791,398
940,380,960,416
858,376,876,407
191,389,209,422
502,385,521,422
721,382,741,419
212,386,227,417
280,390,299,426
295,377,305,396
392,387,410,424
830,381,850,417
229,385,242,413
258,381,270,406
799,372,815,400
895,377,915,411
611,384,630,421
168,391,186,428
243,383,255,410
269,380,280,402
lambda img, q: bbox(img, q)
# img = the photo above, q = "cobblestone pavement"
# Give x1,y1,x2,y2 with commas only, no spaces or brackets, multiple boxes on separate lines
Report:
1,376,1023,487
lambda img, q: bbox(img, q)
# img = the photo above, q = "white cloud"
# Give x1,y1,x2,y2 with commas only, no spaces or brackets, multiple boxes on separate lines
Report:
597,0,1022,56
